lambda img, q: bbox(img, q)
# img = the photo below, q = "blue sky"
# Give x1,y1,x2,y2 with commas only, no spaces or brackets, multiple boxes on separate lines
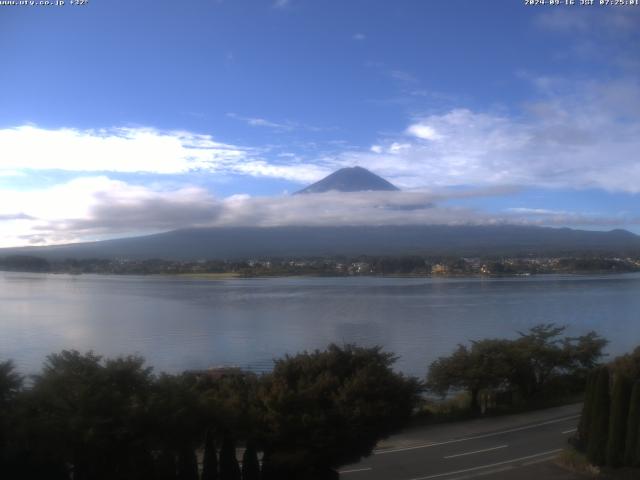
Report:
0,0,639,246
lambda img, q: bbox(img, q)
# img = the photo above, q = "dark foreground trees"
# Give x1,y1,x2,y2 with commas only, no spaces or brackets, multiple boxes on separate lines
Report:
574,349,640,469
426,324,607,414
0,344,421,480
259,345,421,478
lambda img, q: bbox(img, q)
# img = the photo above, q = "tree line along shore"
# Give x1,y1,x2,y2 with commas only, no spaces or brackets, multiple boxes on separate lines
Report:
1,253,639,277
2,323,637,479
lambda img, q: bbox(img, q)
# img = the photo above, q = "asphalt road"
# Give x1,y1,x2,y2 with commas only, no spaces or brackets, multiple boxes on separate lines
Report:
339,404,583,480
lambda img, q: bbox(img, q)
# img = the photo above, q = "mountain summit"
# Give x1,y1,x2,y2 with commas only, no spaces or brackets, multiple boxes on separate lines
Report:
295,166,399,194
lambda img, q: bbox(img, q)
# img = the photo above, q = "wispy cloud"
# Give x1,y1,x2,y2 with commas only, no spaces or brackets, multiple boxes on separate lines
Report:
226,112,330,133
534,8,640,69
535,8,639,34
329,77,640,192
226,113,295,131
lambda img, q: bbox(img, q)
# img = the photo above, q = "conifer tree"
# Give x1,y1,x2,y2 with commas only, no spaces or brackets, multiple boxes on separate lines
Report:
606,374,632,467
219,433,241,480
624,382,640,467
156,450,178,480
177,447,199,480
635,420,640,467
577,369,596,449
259,451,275,480
587,367,610,465
202,429,219,480
241,441,261,480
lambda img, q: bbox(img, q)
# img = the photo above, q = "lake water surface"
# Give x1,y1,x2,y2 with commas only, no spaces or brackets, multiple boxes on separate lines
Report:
1,272,638,377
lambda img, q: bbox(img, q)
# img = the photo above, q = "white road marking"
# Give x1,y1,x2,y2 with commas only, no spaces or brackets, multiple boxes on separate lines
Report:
339,467,373,474
443,445,508,459
408,449,563,480
438,465,514,480
521,455,559,466
374,415,579,455
561,428,577,434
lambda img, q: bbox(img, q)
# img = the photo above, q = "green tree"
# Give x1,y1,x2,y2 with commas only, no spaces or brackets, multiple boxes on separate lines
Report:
259,344,421,477
0,360,22,406
202,429,219,480
587,367,610,466
197,372,262,440
514,324,568,397
0,360,24,476
563,331,609,374
427,324,607,413
241,441,261,480
148,373,206,460
576,369,597,449
219,433,241,480
611,346,640,381
27,350,156,479
625,382,640,467
155,450,178,480
427,339,518,413
606,374,632,466
177,447,199,480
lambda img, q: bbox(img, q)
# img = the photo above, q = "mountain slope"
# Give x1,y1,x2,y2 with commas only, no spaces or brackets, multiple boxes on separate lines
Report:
295,166,399,194
3,225,640,261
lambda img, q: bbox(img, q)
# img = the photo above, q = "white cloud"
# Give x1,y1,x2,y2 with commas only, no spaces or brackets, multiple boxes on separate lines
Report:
406,124,441,141
226,160,330,183
0,125,248,174
0,125,329,183
0,177,220,247
325,78,640,192
507,208,571,216
388,142,411,153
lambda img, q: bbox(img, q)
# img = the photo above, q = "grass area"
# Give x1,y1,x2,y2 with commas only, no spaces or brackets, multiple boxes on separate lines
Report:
556,448,640,479
556,448,599,477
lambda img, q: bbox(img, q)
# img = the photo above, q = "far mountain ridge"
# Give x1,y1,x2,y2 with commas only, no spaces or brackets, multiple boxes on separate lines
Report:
295,166,399,194
2,225,639,261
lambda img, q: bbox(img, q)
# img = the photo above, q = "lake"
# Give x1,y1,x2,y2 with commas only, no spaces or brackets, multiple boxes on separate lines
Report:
1,272,638,377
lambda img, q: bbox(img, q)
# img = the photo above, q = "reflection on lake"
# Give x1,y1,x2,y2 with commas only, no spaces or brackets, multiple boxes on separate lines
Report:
1,272,639,376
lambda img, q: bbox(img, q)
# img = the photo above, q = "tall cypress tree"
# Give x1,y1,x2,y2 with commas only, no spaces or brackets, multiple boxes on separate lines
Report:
156,450,178,480
241,441,261,480
606,374,632,467
202,429,219,480
259,451,275,480
587,367,610,466
177,447,199,480
625,382,640,467
635,419,640,467
577,369,596,449
219,433,241,480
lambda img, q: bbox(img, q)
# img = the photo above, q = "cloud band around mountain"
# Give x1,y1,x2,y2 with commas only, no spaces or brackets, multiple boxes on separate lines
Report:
2,177,637,248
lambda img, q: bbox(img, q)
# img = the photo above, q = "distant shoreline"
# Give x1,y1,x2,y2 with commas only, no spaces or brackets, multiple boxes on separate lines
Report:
2,269,638,280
